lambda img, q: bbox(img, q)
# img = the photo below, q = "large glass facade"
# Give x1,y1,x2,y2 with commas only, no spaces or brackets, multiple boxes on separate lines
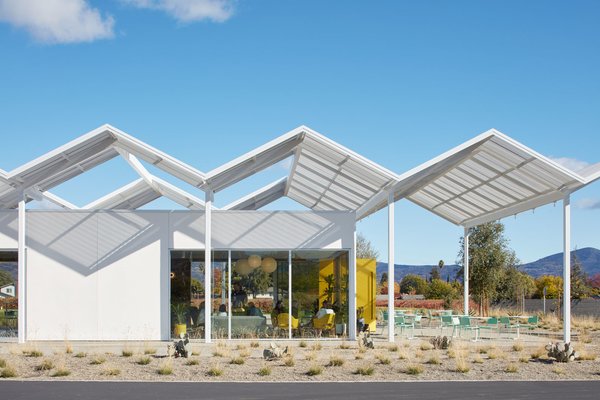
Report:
0,251,18,340
170,249,349,340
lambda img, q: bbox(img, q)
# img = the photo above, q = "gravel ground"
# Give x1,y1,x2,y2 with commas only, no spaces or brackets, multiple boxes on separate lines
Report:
1,335,599,382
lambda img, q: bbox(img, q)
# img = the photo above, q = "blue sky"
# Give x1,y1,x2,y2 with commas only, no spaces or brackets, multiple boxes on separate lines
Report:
0,0,599,265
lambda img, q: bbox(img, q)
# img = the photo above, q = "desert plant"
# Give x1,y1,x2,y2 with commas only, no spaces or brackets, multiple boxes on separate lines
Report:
258,366,272,376
420,341,434,351
51,367,71,377
519,355,530,363
236,344,247,351
35,359,54,371
185,359,199,366
90,356,106,365
425,354,441,365
74,352,86,358
171,303,188,325
454,350,470,373
398,348,408,360
376,354,391,365
65,344,73,354
157,360,173,375
512,341,524,352
355,364,375,375
552,366,565,375
230,357,245,365
505,363,518,373
102,367,121,376
283,356,295,367
328,356,345,367
0,358,5,368
531,346,546,360
311,342,322,351
430,336,451,350
25,350,43,358
305,352,316,361
472,355,484,364
143,347,157,355
576,350,597,361
299,340,308,348
0,365,17,378
136,356,151,365
307,365,323,376
207,364,223,377
122,349,134,357
339,342,352,350
405,364,424,375
250,341,260,348
388,344,399,352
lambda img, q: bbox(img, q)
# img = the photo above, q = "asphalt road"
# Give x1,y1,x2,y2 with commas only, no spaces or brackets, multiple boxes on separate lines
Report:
1,381,599,400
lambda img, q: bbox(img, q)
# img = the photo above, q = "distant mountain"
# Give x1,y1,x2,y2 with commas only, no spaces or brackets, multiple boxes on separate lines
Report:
376,247,600,283
519,247,600,278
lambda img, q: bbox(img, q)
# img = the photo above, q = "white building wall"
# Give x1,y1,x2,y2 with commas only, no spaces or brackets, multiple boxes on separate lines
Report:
18,209,353,341
0,210,17,249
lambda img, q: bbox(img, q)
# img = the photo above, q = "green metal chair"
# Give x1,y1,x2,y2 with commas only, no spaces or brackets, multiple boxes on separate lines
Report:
440,315,459,337
478,317,499,338
395,316,415,339
458,316,480,341
499,316,521,339
427,309,440,327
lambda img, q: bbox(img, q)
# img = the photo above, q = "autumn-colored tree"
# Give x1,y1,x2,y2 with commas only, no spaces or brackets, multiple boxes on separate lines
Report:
535,275,563,299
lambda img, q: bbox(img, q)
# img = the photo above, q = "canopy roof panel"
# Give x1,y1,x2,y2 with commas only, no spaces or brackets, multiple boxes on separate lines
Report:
223,177,287,211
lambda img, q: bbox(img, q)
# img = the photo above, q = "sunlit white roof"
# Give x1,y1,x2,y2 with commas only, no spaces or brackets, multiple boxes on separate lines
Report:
0,125,598,229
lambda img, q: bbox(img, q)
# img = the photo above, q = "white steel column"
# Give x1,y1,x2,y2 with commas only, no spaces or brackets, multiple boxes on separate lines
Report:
563,195,571,343
288,250,292,339
463,227,470,316
204,190,213,343
387,193,395,342
17,194,26,343
227,250,232,340
349,230,357,340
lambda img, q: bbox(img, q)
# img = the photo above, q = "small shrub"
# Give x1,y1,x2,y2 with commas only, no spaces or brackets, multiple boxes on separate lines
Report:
579,330,592,344
376,354,391,365
414,349,424,359
136,356,151,365
35,359,54,371
420,341,434,351
505,363,518,373
339,342,352,350
103,367,121,376
25,350,43,358
577,350,596,361
388,344,399,352
355,365,375,375
236,344,247,351
454,351,470,373
512,342,524,352
487,348,503,360
552,366,565,375
0,358,5,368
519,355,530,363
305,352,316,361
65,344,73,354
405,364,424,375
531,346,546,360
143,347,157,355
230,357,245,365
311,342,322,351
90,356,106,365
191,351,200,356
358,347,367,354
398,348,408,360
74,352,86,358
258,366,272,376
430,336,451,350
239,349,251,358
355,352,364,360
185,359,199,366
51,367,71,377
1,366,17,378
250,341,260,348
328,356,345,367
157,360,173,375
299,340,307,348
212,349,226,358
425,355,441,365
472,355,484,364
284,356,295,367
122,350,134,357
307,365,323,376
207,365,223,377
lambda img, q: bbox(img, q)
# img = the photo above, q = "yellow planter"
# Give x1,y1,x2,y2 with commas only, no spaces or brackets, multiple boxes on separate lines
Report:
174,323,187,336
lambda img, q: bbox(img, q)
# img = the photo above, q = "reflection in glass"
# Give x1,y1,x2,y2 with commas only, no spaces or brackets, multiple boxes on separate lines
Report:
0,251,18,339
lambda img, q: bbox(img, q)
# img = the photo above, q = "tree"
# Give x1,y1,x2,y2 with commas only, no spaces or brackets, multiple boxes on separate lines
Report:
0,270,13,287
570,251,593,299
429,267,441,281
379,272,388,285
399,274,428,295
426,279,457,300
534,275,563,299
457,222,519,316
239,268,272,297
356,233,380,260
380,281,400,295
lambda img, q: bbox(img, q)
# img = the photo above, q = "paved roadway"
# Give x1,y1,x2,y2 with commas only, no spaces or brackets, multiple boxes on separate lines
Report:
1,381,599,400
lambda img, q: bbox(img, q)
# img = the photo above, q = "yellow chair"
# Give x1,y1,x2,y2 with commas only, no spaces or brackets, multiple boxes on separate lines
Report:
277,313,299,330
313,313,335,337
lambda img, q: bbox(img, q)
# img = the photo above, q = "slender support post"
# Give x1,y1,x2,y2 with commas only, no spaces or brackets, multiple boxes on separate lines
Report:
563,195,571,343
288,250,292,339
204,190,213,343
349,230,357,340
18,194,26,343
463,227,470,316
227,250,232,340
387,193,395,342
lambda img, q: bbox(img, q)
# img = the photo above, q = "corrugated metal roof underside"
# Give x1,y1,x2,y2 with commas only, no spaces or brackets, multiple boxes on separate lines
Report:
223,177,287,211
84,179,160,210
405,135,584,227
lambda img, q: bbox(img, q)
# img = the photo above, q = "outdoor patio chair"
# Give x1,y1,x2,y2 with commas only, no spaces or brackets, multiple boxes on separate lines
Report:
440,315,459,337
427,309,440,327
395,316,415,339
379,310,389,334
458,316,480,341
499,316,521,339
478,317,499,339
313,313,335,337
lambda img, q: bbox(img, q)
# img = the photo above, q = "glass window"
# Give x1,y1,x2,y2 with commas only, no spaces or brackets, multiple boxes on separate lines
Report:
0,251,18,339
170,251,205,339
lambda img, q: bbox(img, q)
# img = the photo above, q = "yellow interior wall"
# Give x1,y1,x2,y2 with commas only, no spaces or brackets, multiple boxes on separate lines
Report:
356,258,377,332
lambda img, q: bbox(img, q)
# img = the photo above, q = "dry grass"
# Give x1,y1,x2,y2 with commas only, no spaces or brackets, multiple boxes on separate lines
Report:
212,349,228,358
0,365,17,378
51,367,71,377
157,360,173,375
250,341,260,348
453,346,470,373
420,341,434,351
376,353,391,365
307,365,323,376
305,352,316,361
230,356,245,365
65,343,73,354
185,359,199,366
299,340,308,348
239,349,251,358
486,348,503,360
143,347,157,355
0,358,6,368
572,315,600,331
388,344,399,352
355,351,364,360
24,349,43,358
552,366,565,375
472,355,484,364
512,341,524,352
283,356,295,367
258,365,272,376
519,355,530,363
207,364,223,377
397,347,408,360
74,352,86,358
405,364,424,375
339,342,352,350
35,359,54,371
311,342,323,351
578,330,592,344
121,349,134,358
355,364,375,375
136,356,151,365
425,354,441,365
505,363,519,373
102,367,121,376
576,349,597,361
328,355,345,367
90,356,106,365
236,344,247,351
530,346,547,360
